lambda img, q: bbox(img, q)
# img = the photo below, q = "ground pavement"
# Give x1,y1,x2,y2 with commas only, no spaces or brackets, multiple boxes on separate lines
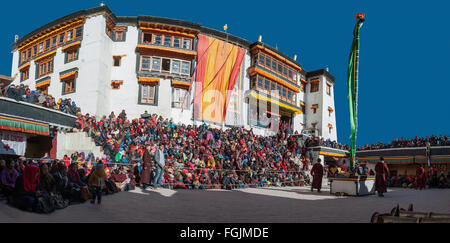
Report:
1,183,449,223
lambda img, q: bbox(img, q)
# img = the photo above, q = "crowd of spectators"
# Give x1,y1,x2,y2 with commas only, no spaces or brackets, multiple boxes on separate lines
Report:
304,136,350,150
74,110,313,190
0,83,81,115
0,154,121,214
387,168,450,189
358,135,450,151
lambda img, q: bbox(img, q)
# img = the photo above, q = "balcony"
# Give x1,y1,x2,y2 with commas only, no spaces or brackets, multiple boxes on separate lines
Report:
0,97,77,130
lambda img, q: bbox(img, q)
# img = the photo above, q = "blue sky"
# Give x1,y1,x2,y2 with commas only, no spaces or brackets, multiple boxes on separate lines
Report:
1,0,449,146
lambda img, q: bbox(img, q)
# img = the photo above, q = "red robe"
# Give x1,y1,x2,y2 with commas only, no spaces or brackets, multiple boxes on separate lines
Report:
311,163,323,189
416,167,425,188
375,162,389,193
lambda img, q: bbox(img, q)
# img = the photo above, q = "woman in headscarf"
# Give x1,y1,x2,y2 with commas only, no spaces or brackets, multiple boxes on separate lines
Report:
12,165,41,211
88,162,107,204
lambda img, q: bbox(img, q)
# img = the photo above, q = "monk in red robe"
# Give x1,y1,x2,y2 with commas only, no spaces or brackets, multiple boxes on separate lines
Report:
375,157,389,197
311,158,324,192
416,165,425,190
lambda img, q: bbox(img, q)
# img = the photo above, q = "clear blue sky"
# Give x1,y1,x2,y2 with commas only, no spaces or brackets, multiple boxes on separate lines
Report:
1,0,449,146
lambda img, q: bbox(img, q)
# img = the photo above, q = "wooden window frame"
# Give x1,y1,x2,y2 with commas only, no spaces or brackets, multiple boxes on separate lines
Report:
63,78,76,94
113,56,122,67
140,56,151,71
326,83,331,96
140,84,157,105
310,82,319,93
172,87,189,108
66,49,78,63
143,33,153,44
21,68,29,81
115,31,123,41
183,39,191,50
37,58,54,78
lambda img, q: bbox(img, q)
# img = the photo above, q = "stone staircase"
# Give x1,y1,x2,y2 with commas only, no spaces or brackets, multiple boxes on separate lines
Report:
56,131,103,159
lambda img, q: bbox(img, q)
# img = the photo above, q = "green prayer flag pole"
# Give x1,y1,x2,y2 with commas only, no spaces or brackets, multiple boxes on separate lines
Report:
347,14,365,169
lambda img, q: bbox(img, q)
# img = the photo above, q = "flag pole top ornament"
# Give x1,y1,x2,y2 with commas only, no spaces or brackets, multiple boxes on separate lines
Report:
356,14,365,21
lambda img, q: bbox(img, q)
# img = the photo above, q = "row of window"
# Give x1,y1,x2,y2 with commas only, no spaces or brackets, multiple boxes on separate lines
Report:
140,84,189,108
307,80,332,96
21,48,79,81
140,56,191,76
251,75,296,104
256,52,299,84
142,32,192,50
20,26,83,64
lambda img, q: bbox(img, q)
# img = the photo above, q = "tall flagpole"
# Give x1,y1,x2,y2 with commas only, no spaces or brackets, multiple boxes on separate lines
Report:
347,14,365,169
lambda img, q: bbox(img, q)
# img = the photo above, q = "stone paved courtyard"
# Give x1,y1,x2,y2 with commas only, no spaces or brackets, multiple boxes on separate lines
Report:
1,185,449,223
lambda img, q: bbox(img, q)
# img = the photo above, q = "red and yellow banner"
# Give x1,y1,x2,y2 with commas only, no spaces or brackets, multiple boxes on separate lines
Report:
193,34,246,123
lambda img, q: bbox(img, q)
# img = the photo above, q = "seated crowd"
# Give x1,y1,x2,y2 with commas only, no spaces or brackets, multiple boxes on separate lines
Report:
75,110,313,190
0,156,121,214
358,135,450,151
387,169,450,189
304,136,350,150
0,83,81,115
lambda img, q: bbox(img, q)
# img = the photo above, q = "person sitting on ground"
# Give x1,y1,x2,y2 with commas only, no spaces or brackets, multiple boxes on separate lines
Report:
12,165,41,212
1,160,19,203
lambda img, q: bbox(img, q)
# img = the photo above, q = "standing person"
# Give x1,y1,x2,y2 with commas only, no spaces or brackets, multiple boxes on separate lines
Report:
140,146,153,189
88,162,106,204
416,165,425,190
152,144,165,188
375,157,389,197
310,158,324,192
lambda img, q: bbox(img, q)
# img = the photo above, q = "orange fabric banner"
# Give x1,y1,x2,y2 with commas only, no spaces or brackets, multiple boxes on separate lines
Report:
194,35,245,123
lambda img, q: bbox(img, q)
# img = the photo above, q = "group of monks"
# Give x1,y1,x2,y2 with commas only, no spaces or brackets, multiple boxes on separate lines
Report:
309,157,390,197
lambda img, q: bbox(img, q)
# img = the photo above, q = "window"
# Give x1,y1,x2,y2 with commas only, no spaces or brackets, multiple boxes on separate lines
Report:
301,104,305,114
183,39,191,49
39,43,43,53
152,57,161,71
283,66,287,77
141,56,150,70
171,60,180,74
270,82,276,91
63,78,75,94
326,83,331,95
45,39,51,50
164,36,172,46
37,59,53,77
162,58,171,72
288,90,292,101
312,104,318,114
59,33,65,44
258,53,264,65
33,46,37,56
310,81,319,93
37,85,48,95
21,69,29,81
154,35,162,45
271,60,277,70
115,31,123,41
288,69,293,79
264,79,270,90
141,84,156,105
143,33,152,43
312,122,317,129
173,37,181,48
301,82,306,91
113,56,121,66
67,30,73,41
282,88,286,98
172,87,188,108
52,36,57,47
329,127,332,134
75,27,83,38
265,56,271,68
66,50,78,63
257,77,263,87
181,61,190,75
27,49,31,59
277,63,282,73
